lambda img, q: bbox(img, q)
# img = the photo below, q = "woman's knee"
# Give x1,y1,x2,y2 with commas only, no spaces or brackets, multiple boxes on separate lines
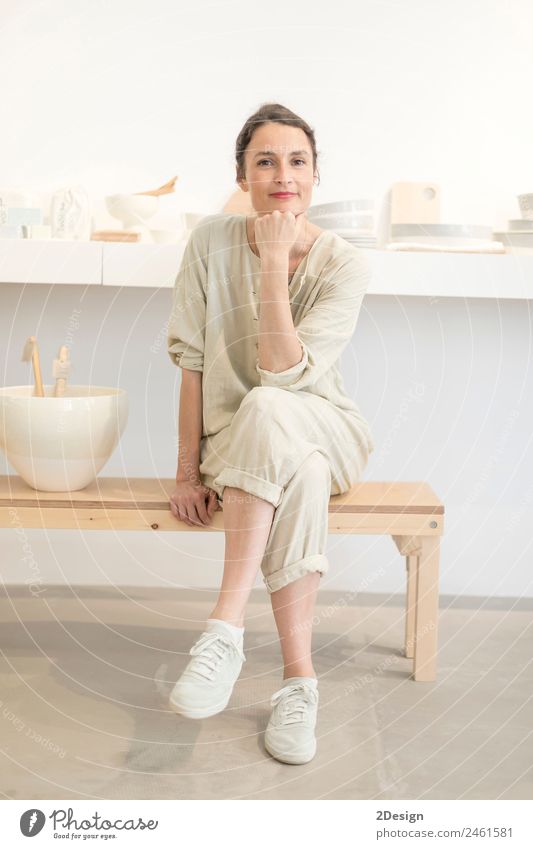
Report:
295,451,331,488
236,386,287,423
276,452,331,518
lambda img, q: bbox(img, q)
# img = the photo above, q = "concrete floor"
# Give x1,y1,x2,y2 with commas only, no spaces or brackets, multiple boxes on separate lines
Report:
0,585,531,800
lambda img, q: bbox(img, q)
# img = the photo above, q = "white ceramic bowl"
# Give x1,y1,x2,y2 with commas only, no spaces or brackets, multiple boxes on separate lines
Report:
105,194,158,230
517,194,533,221
0,385,128,492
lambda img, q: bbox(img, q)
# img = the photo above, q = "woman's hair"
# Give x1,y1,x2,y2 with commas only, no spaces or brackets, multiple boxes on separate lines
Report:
235,102,320,186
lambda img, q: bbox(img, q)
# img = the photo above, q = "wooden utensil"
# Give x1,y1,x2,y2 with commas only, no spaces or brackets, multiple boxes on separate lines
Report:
53,345,71,397
134,176,178,197
21,336,45,397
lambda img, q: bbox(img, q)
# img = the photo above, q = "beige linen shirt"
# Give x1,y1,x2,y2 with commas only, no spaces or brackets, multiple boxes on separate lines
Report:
167,212,374,451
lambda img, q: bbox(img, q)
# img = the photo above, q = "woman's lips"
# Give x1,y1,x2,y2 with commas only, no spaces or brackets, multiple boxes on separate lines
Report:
271,193,297,198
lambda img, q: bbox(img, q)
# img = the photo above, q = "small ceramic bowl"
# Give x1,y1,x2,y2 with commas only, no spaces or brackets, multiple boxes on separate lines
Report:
150,229,183,244
0,385,128,491
183,212,209,229
517,194,533,221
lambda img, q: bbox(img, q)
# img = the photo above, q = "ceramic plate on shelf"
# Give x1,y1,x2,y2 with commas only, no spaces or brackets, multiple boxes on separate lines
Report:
507,220,533,232
391,223,492,241
308,199,374,217
333,227,375,237
493,231,533,244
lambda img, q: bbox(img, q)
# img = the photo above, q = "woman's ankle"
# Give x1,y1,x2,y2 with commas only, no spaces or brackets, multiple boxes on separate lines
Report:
208,609,244,628
283,666,316,680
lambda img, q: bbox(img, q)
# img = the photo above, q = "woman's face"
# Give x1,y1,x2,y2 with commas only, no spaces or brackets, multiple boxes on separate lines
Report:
237,122,317,216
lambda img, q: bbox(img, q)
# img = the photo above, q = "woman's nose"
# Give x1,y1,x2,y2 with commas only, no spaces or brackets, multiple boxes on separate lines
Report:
275,164,292,183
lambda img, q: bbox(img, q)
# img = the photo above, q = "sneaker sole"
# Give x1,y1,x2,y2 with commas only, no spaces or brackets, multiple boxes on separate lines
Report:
168,693,231,719
264,738,317,765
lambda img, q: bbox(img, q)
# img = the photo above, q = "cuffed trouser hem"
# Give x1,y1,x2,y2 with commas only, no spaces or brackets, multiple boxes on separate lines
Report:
213,467,284,508
263,554,329,594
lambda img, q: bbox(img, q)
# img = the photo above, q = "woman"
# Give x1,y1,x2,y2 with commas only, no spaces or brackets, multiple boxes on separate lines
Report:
166,102,374,765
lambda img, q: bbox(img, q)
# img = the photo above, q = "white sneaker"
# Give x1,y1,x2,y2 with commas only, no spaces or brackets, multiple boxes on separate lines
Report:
169,624,246,719
264,678,319,764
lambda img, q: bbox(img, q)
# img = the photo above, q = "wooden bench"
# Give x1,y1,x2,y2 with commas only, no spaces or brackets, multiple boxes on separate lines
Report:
0,475,444,682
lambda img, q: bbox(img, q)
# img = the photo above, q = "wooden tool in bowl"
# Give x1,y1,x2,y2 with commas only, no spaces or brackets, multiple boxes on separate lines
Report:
134,176,178,197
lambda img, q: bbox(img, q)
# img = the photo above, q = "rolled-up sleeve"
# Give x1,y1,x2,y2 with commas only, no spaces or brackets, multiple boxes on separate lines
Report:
255,251,371,390
167,226,208,372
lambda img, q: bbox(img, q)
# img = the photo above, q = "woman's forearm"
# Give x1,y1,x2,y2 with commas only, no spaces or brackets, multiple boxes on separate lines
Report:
176,368,203,483
258,254,303,373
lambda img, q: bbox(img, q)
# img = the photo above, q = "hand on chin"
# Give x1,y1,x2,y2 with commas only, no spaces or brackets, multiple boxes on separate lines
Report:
254,208,301,257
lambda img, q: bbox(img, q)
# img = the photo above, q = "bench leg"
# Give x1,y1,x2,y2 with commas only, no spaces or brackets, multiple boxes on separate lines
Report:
412,535,440,682
404,554,417,659
392,534,422,660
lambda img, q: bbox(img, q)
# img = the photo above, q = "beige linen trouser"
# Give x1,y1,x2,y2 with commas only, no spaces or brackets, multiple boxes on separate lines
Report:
198,386,371,594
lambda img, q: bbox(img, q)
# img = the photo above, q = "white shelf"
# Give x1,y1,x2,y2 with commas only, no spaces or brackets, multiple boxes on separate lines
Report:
0,240,101,285
366,250,533,299
1,239,533,299
102,242,185,287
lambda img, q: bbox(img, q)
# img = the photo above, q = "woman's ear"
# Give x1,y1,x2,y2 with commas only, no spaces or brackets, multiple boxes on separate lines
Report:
236,168,249,192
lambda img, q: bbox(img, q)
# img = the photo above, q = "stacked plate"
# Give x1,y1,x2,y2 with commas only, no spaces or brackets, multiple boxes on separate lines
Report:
385,223,506,253
491,189,533,253
390,223,493,246
493,209,533,252
307,199,377,248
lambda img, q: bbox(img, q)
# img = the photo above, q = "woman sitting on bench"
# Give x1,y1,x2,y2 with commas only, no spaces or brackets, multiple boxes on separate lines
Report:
166,101,374,765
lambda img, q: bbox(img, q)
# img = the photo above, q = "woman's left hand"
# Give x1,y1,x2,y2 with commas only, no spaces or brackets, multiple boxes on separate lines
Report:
253,210,303,260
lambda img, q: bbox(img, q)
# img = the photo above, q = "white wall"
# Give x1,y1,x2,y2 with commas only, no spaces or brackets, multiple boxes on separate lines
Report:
1,0,532,598
1,0,532,227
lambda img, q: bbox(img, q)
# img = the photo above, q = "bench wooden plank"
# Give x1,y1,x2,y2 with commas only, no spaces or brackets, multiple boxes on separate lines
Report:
1,506,442,536
0,475,444,514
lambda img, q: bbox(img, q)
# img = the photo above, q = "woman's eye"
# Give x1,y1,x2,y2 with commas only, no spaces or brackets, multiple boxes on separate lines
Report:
257,159,306,166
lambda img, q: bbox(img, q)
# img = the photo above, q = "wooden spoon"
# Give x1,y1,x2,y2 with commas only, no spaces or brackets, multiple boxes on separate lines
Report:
21,336,45,397
134,176,178,197
53,345,71,397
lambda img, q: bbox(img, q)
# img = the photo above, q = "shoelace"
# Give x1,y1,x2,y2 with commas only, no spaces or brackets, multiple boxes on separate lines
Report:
187,631,246,681
270,682,318,726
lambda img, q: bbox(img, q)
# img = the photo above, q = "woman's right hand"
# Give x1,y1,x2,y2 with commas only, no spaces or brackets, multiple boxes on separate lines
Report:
169,478,220,527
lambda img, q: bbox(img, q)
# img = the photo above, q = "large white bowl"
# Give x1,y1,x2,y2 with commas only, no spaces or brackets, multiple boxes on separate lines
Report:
0,385,128,492
105,194,158,230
